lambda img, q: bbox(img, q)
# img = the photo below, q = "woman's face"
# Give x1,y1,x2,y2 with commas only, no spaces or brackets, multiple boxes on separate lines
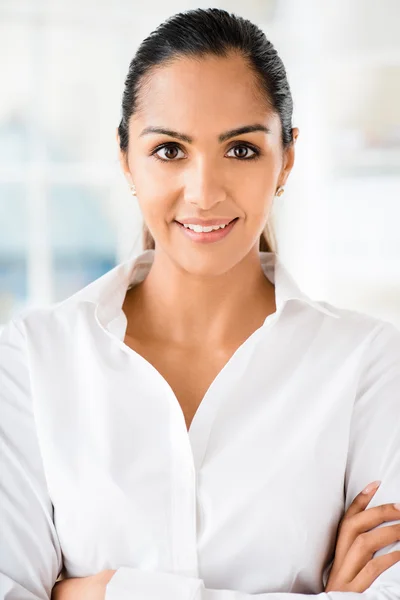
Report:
118,52,299,275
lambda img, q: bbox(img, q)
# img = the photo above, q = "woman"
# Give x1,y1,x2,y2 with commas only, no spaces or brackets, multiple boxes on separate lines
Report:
1,8,400,600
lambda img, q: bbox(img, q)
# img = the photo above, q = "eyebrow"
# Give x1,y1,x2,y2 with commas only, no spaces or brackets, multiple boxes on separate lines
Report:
139,124,272,143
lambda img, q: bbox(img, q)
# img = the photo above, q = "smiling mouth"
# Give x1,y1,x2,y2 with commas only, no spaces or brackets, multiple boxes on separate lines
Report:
173,217,239,244
174,217,238,227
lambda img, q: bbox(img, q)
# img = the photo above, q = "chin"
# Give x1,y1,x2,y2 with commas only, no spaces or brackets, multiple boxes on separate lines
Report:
172,245,251,278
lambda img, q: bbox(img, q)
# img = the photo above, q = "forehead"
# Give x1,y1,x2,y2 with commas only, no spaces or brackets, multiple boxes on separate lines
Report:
131,53,275,131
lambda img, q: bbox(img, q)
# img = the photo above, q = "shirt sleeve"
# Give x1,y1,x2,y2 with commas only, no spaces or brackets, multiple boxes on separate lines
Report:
105,320,400,600
0,318,63,599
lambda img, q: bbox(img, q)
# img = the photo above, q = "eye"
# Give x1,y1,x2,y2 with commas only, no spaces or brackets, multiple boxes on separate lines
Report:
151,143,185,162
150,142,260,162
226,144,259,160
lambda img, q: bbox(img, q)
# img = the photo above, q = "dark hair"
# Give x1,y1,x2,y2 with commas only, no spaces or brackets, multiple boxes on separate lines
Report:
118,8,294,253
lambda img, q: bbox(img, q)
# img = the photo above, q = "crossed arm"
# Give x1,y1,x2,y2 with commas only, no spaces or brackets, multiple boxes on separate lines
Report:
1,319,400,600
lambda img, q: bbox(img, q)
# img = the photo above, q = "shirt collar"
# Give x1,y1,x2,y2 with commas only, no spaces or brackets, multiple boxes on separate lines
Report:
76,249,339,333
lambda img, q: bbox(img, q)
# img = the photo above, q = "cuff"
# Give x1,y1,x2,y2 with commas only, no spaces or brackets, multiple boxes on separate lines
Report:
105,566,202,600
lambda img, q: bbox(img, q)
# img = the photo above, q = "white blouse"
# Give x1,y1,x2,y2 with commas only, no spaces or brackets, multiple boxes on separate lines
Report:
0,249,399,600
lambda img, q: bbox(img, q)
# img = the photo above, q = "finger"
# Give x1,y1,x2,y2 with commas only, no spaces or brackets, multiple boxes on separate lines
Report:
333,481,383,567
336,503,400,561
342,481,382,522
339,523,400,583
350,503,400,534
349,551,400,594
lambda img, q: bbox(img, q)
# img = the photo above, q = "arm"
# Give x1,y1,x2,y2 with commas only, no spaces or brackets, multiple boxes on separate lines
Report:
0,319,63,599
104,320,400,600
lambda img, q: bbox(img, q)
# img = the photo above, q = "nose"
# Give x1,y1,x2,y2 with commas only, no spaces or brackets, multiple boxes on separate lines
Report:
184,158,228,211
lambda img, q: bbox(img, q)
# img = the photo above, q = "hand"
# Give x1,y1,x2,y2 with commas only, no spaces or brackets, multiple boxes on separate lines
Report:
325,481,400,593
51,569,116,600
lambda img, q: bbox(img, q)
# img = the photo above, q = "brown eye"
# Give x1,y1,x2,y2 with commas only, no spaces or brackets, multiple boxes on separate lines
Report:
152,144,184,161
226,144,258,160
235,147,248,158
163,146,179,159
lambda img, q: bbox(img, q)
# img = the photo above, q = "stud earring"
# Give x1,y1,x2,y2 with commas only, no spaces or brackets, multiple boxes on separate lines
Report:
130,184,137,196
275,186,285,197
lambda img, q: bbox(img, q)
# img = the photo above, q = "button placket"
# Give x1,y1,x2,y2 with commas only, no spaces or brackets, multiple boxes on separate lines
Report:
169,399,199,578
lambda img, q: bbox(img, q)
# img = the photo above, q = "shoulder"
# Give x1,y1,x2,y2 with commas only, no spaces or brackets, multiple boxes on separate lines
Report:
2,261,129,345
322,301,400,386
298,298,400,379
314,296,399,344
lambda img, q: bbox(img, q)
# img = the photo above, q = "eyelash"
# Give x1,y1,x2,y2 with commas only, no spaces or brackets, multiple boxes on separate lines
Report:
150,142,261,163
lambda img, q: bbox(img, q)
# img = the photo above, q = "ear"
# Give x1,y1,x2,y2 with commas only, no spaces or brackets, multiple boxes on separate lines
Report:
279,127,299,187
116,128,133,186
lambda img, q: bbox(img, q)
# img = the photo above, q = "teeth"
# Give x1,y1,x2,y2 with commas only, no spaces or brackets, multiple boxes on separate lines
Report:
183,223,227,232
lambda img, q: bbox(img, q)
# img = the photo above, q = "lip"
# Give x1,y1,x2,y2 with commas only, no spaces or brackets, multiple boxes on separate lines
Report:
174,217,239,244
174,217,237,226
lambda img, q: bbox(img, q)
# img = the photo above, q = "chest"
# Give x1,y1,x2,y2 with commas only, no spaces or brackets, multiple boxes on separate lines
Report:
123,334,235,431
41,326,351,588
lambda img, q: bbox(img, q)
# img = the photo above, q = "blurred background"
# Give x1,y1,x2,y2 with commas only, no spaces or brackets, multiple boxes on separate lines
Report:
1,0,399,329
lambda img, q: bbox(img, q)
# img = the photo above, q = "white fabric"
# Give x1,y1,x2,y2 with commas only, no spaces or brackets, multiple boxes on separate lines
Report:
0,249,399,600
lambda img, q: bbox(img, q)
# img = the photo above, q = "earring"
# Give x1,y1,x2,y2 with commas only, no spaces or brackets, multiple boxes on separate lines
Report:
130,184,137,196
275,186,285,197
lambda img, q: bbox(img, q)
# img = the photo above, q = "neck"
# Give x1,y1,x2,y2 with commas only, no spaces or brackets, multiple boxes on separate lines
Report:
123,247,276,349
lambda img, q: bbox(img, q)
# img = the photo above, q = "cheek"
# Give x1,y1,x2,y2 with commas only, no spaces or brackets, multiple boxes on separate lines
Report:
136,188,175,230
135,156,179,196
247,168,279,211
237,161,277,196
241,183,275,221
